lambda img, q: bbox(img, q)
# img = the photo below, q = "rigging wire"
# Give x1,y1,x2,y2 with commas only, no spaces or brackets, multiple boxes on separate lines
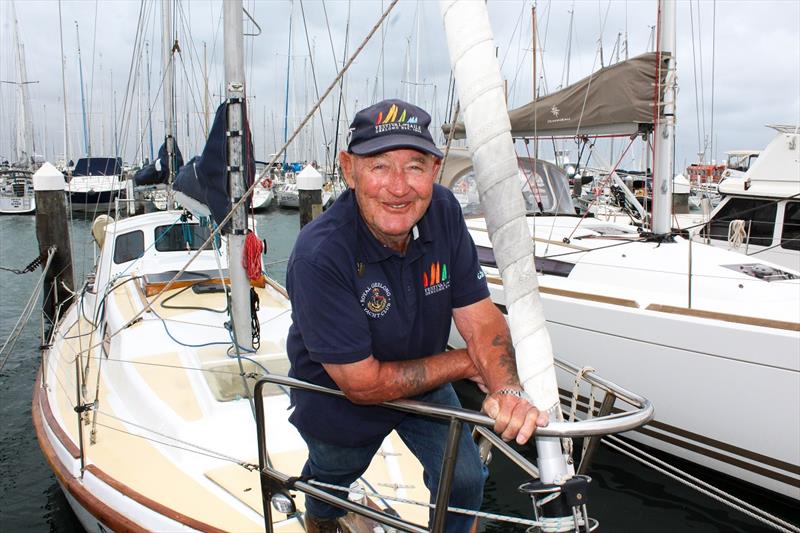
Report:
299,0,330,169
602,436,799,533
696,1,707,155
688,0,703,161
709,0,717,162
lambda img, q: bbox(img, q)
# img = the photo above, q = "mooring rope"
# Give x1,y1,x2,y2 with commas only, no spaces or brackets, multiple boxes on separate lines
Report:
0,247,56,374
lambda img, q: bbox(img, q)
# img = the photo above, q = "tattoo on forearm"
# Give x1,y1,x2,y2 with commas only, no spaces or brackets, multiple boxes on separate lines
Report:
492,334,519,385
396,362,427,392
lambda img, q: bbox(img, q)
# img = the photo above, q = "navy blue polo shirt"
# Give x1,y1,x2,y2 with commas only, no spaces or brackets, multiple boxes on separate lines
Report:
286,184,489,447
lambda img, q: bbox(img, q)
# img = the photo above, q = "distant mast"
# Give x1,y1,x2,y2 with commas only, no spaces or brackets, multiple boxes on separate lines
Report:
651,0,676,235
11,0,33,166
58,0,70,168
75,21,90,157
282,2,292,166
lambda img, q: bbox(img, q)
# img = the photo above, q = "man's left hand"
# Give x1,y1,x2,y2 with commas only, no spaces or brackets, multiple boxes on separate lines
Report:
482,389,549,445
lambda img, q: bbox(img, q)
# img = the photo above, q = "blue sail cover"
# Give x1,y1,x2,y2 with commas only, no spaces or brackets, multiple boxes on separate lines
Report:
133,140,184,185
73,157,122,176
173,100,255,228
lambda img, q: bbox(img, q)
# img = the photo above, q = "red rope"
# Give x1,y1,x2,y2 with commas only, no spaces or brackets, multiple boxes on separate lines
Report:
242,231,264,281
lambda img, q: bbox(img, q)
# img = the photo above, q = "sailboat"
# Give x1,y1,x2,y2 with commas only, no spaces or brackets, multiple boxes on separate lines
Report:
66,156,127,212
32,3,431,531
250,161,275,211
442,0,800,502
0,0,36,215
0,163,35,214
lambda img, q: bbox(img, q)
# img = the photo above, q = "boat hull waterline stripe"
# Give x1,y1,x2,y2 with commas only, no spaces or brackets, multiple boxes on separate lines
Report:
560,390,800,489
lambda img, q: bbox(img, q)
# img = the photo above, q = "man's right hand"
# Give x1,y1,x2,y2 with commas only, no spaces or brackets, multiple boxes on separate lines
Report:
482,389,549,445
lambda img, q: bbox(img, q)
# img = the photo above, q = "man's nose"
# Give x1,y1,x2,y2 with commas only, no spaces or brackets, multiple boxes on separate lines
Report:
385,167,411,196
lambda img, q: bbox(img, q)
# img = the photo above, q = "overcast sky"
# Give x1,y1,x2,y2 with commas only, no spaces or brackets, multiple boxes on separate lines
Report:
1,0,798,171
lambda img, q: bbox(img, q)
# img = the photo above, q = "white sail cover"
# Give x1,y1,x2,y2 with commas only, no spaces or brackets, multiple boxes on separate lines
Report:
440,0,559,412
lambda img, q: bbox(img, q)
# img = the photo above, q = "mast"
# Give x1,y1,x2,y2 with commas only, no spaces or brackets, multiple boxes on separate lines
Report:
136,49,145,165
162,0,176,192
75,21,90,157
11,1,33,165
531,1,538,166
224,0,253,352
414,0,421,104
282,2,293,166
203,42,210,137
146,41,155,162
330,0,351,173
651,0,676,235
58,0,70,167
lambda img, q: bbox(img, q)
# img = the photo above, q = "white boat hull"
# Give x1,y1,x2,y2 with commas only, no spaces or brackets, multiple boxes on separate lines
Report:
0,195,35,214
34,210,431,532
457,212,800,501
251,186,274,211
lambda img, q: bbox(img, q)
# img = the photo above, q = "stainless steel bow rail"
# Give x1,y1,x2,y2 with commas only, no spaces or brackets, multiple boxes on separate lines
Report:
253,367,653,533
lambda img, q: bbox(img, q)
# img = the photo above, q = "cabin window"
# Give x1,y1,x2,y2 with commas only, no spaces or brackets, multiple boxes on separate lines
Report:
707,198,776,246
782,201,800,251
154,224,213,252
113,230,145,264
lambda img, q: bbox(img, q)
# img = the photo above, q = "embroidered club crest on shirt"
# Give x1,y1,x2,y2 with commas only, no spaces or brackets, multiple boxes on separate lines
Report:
360,282,392,319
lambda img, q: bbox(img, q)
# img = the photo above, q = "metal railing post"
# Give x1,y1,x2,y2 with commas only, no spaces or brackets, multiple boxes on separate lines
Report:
577,392,616,475
431,418,463,533
254,379,274,533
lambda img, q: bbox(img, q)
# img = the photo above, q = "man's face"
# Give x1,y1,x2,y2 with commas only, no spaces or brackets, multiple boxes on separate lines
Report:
340,149,441,248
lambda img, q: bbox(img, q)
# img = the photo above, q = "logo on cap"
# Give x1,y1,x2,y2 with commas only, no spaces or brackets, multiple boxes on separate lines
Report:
375,104,418,125
374,104,423,136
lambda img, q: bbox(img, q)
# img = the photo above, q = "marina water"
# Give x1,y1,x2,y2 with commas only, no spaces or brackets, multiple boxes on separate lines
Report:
1,208,796,532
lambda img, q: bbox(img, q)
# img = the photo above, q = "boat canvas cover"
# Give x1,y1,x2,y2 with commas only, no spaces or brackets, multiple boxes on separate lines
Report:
173,100,255,227
443,52,665,139
72,157,123,176
133,139,184,185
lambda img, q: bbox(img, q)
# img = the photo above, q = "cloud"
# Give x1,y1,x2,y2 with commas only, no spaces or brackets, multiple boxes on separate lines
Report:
3,0,798,170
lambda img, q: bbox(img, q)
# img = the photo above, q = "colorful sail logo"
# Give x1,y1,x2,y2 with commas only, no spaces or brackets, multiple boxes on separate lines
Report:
375,104,419,125
423,261,450,296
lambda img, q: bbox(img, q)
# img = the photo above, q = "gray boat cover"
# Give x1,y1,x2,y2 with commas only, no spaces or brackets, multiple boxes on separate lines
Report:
442,52,666,139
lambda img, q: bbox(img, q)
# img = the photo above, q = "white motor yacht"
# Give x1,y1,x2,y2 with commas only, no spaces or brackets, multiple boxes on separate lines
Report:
696,125,799,272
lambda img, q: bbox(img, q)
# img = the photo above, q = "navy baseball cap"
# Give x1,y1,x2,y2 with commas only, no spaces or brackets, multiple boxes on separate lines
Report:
347,99,443,159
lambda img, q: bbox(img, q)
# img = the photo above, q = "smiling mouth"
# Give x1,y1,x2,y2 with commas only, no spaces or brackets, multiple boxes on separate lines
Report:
385,202,410,210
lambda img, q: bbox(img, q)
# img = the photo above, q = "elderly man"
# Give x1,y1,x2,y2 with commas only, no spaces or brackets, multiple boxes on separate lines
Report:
286,98,547,533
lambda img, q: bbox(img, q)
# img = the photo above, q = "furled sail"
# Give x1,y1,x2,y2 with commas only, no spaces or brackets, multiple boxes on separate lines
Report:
442,52,666,139
173,100,255,227
133,139,184,185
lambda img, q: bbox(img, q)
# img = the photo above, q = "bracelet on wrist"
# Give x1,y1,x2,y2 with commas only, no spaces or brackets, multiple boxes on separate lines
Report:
494,388,533,404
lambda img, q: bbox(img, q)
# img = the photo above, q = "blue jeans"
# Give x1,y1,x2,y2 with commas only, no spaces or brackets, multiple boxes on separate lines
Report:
298,384,488,533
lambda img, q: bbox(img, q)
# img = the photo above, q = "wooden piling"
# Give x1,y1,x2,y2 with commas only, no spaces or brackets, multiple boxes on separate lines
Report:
297,165,323,228
33,163,75,327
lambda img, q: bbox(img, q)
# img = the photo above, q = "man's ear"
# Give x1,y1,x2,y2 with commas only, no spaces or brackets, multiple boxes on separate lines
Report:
339,151,356,189
431,156,442,178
